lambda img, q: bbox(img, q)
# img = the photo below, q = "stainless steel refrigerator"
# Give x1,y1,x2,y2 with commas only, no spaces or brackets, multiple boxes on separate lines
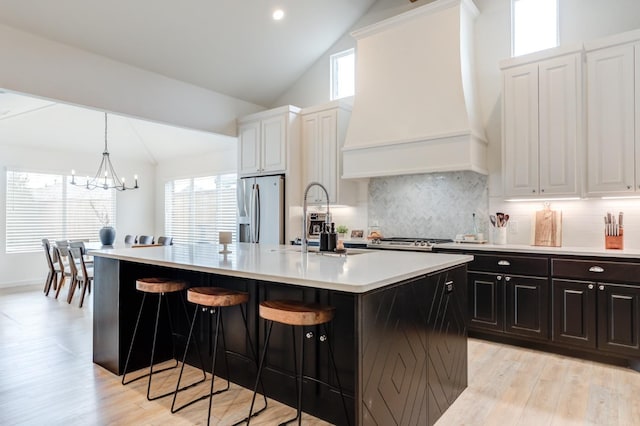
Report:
238,175,285,244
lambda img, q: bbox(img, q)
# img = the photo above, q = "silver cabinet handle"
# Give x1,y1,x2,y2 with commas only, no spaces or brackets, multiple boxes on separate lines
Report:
599,285,605,291
305,331,314,339
496,275,502,281
589,266,604,273
505,276,511,282
319,335,327,342
498,260,511,266
588,284,594,290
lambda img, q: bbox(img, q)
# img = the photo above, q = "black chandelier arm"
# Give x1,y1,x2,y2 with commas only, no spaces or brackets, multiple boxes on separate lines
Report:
70,112,139,191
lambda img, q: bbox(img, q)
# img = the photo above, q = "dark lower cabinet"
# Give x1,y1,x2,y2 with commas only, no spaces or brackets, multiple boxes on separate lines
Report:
552,279,597,348
597,283,640,356
468,272,548,340
553,278,640,356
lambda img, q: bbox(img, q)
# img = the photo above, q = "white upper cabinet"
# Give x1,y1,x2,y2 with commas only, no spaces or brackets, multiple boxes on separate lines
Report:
501,50,581,198
585,43,636,195
238,106,300,177
301,101,356,205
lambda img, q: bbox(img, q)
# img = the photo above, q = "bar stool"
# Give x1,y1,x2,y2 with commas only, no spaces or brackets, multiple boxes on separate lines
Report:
172,287,267,425
247,300,350,426
122,277,207,401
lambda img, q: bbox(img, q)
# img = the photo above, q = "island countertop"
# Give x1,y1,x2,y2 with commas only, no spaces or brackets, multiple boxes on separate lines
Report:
91,242,473,293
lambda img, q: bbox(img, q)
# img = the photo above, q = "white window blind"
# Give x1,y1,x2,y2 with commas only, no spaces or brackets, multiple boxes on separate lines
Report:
164,173,237,245
6,170,116,253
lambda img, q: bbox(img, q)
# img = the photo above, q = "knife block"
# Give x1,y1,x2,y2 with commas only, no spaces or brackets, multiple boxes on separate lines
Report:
605,229,623,250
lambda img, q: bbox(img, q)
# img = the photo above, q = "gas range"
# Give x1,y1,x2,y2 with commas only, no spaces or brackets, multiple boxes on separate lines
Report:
366,237,453,252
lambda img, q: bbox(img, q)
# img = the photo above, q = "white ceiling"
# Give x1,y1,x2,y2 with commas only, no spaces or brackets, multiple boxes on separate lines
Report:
0,0,376,106
0,90,236,163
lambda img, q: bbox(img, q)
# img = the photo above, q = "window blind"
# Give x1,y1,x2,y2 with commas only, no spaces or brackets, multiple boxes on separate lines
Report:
164,173,237,245
6,170,116,253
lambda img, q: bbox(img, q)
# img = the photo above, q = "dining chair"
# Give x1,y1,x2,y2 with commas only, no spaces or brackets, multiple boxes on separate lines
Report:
42,239,60,296
138,235,154,245
54,245,75,300
70,241,94,266
67,247,94,307
124,234,137,244
156,236,173,246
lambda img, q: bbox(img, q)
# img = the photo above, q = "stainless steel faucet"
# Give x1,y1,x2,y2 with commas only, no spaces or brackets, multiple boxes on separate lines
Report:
302,182,331,253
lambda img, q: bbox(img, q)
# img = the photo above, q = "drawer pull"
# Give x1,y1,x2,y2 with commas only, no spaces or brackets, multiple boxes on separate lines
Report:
588,284,594,290
497,275,502,281
504,276,511,282
588,266,604,273
599,285,605,291
498,260,511,266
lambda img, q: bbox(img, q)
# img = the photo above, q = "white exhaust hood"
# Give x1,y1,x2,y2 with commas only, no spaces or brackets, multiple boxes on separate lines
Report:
342,0,487,178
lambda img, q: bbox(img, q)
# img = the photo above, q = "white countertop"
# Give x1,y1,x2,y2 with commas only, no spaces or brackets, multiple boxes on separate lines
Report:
91,242,472,293
437,242,640,259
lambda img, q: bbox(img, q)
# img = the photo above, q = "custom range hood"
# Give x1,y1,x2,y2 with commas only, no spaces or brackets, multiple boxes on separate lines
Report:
343,0,487,178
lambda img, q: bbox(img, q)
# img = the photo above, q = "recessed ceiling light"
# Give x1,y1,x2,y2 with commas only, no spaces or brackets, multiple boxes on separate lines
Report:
272,9,285,20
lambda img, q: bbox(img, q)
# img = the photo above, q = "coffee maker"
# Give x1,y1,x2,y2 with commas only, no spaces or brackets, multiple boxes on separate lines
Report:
306,212,328,240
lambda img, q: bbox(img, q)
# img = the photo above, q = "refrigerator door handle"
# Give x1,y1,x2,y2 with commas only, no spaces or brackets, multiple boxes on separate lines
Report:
254,184,261,243
250,183,260,243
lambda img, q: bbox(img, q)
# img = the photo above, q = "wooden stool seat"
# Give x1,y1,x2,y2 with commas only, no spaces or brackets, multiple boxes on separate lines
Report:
187,287,249,307
259,300,335,326
136,277,188,293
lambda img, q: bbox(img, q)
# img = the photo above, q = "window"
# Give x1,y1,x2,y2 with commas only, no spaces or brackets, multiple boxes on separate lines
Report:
6,170,116,253
512,0,558,57
164,173,237,245
330,48,355,100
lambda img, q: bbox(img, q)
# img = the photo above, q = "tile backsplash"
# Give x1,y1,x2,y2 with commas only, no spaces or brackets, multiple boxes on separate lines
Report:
368,171,489,239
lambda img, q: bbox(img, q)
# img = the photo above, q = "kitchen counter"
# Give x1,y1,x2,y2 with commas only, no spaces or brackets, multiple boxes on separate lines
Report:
437,242,640,258
91,242,470,425
92,242,472,293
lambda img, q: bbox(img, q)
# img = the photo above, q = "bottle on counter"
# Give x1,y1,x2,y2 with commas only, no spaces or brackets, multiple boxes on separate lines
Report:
319,223,329,252
328,223,337,251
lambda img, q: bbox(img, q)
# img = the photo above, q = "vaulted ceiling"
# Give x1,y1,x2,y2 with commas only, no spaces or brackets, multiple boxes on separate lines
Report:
0,0,377,161
0,0,376,106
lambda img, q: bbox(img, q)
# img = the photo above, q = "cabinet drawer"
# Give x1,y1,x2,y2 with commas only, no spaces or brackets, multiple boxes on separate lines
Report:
468,254,548,276
552,259,640,283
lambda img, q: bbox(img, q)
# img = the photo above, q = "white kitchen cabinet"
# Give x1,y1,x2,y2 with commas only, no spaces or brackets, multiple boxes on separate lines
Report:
301,101,356,205
585,42,637,195
238,105,300,177
501,50,581,198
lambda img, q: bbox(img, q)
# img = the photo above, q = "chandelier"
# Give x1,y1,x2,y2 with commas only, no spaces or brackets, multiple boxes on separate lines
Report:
71,112,139,191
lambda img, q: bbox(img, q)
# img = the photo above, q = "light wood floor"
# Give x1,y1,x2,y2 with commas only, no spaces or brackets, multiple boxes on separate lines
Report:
1,285,639,425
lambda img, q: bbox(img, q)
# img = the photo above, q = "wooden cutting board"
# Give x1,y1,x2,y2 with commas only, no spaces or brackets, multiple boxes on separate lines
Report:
533,208,562,247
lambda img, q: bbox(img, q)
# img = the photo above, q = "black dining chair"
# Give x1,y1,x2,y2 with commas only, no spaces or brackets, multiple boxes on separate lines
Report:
156,236,173,246
138,235,154,245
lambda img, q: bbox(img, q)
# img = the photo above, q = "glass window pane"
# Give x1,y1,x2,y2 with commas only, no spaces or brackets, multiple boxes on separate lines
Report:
513,0,558,57
330,49,355,100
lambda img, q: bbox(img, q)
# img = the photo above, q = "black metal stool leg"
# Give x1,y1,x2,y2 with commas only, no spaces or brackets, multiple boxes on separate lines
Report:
171,303,206,413
122,293,147,385
178,291,207,383
206,307,222,426
247,321,274,426
231,305,267,426
279,326,304,426
322,323,351,426
146,292,164,400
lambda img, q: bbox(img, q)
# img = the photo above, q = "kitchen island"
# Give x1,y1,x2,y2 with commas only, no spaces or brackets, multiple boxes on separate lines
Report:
92,243,472,425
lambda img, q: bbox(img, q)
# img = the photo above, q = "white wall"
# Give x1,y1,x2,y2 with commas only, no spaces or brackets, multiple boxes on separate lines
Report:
278,0,640,248
0,23,264,135
0,143,154,288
